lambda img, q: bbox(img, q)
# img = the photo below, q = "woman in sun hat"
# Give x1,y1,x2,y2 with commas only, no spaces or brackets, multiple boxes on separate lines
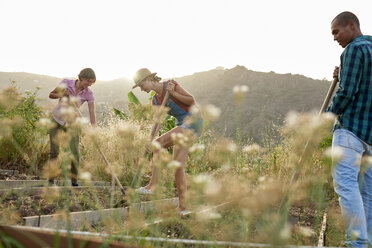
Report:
132,68,203,211
48,68,97,186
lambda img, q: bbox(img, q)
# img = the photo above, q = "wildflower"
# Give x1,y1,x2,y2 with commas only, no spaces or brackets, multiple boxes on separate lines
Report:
204,178,222,196
193,174,210,184
233,85,249,103
38,118,56,129
258,176,266,182
190,143,205,152
298,226,315,237
69,96,80,105
324,146,343,163
0,86,21,110
226,142,237,153
321,112,336,122
190,105,200,115
242,143,262,154
74,117,89,127
233,85,249,94
201,104,221,122
285,111,300,129
167,160,181,169
116,122,139,137
196,208,221,221
80,171,92,181
151,140,162,151
351,230,361,240
280,224,291,239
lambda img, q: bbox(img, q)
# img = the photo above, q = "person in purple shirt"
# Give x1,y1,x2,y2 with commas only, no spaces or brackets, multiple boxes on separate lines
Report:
48,68,96,186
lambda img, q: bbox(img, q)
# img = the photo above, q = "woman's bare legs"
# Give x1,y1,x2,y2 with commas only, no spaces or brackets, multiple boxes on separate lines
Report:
173,145,189,210
143,126,190,210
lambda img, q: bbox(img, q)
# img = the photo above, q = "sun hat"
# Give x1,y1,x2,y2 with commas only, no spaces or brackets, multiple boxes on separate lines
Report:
132,68,157,89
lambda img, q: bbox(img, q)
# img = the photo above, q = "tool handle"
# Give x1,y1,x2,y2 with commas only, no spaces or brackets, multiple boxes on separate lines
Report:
150,91,170,141
319,77,338,115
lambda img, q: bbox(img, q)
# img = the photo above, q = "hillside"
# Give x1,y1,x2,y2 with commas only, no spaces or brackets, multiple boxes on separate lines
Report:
0,67,332,143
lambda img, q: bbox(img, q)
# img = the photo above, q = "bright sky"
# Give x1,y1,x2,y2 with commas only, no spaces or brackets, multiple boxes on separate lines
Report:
1,0,371,81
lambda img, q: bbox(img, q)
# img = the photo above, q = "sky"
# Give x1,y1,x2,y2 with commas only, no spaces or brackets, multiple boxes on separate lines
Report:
1,0,371,81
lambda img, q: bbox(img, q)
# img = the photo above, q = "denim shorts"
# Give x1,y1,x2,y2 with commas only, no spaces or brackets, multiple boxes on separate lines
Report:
180,117,204,137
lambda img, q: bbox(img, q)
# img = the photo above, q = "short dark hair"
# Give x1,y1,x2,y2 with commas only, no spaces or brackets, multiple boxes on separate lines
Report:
332,11,360,29
78,68,96,80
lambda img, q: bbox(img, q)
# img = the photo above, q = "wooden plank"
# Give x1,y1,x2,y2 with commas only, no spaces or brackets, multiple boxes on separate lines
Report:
0,185,119,196
317,211,327,247
0,225,136,248
0,180,110,189
23,198,178,230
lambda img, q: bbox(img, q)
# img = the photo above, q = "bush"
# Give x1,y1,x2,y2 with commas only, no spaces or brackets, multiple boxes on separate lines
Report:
0,82,48,172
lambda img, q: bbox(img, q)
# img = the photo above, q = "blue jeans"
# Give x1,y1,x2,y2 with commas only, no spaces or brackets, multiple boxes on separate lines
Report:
332,128,372,247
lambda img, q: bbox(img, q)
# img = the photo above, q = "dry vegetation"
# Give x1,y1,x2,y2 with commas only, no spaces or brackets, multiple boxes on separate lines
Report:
0,76,345,247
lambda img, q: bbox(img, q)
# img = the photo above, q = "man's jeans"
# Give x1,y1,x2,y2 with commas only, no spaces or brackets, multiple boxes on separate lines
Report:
332,128,372,247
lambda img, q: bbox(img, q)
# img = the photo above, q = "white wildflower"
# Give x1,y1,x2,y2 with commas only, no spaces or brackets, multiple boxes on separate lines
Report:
226,142,237,153
38,118,53,128
167,160,181,169
196,208,221,221
80,172,92,181
70,96,80,105
324,146,343,162
190,143,205,152
233,85,249,94
57,84,67,90
193,174,211,184
204,178,222,196
202,104,221,121
74,117,89,127
280,224,291,239
298,226,315,237
285,111,299,128
258,176,266,182
242,143,262,154
151,140,162,151
351,230,361,240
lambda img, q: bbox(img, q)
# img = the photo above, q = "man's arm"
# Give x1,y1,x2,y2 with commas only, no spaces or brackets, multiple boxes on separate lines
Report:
327,45,363,115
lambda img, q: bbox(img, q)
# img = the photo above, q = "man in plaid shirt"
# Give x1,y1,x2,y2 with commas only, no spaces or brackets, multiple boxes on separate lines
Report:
327,11,372,247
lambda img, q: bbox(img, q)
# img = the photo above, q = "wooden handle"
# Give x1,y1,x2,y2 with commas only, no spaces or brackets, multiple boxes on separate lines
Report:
319,77,338,115
150,91,170,141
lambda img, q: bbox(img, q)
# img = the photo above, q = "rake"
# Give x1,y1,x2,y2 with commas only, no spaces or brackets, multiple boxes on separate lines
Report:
72,103,126,196
131,90,170,188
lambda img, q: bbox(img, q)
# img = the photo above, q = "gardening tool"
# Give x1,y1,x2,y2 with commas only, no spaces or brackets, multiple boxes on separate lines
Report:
278,76,338,213
319,77,338,114
71,103,126,196
131,90,170,188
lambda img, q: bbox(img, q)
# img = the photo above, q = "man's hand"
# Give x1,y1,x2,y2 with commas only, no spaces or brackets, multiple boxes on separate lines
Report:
333,66,340,82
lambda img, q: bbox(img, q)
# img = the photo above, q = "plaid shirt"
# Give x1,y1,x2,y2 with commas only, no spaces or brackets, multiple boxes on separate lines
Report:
327,35,372,144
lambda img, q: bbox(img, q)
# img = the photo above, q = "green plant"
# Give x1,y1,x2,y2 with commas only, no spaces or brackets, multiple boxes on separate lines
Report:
0,82,47,171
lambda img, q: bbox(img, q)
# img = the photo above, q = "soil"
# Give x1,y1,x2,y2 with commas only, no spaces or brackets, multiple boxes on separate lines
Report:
0,189,128,222
0,172,40,180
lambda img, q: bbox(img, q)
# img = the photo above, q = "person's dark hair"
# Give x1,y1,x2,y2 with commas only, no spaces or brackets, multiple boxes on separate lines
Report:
78,68,96,81
332,11,360,29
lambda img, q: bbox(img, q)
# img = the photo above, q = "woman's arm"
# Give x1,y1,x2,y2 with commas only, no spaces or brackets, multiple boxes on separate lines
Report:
88,102,96,126
166,82,195,106
49,87,70,99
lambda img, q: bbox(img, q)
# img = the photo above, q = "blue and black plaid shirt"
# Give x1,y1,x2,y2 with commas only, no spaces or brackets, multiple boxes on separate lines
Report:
327,35,372,144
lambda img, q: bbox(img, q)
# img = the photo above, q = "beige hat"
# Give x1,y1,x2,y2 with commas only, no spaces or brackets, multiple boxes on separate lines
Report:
132,68,157,89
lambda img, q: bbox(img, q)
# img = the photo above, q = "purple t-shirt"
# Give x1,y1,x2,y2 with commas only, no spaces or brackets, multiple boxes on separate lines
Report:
52,79,95,125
